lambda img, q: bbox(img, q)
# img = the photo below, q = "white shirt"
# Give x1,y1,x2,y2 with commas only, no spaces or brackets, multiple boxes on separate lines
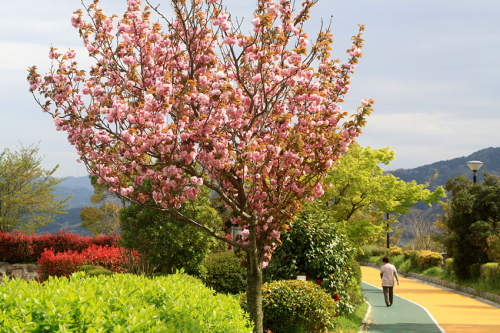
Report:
380,263,398,287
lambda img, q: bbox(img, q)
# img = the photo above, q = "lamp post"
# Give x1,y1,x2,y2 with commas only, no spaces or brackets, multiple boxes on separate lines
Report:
466,161,483,184
386,212,390,249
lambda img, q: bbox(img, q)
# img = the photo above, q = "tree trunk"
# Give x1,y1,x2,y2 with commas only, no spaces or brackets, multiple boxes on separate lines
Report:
246,250,263,333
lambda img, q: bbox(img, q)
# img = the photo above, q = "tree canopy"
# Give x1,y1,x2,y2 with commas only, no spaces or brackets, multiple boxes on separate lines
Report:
442,173,500,279
0,143,71,233
28,0,373,330
305,145,445,247
80,177,125,235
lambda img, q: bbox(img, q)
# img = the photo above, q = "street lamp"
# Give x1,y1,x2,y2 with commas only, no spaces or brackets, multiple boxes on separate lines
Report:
466,161,483,184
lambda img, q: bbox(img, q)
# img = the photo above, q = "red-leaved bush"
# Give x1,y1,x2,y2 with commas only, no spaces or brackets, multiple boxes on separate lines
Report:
37,245,140,281
0,231,120,263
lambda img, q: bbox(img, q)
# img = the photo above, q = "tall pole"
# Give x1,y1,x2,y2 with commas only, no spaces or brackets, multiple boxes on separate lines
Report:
386,212,390,249
466,161,483,184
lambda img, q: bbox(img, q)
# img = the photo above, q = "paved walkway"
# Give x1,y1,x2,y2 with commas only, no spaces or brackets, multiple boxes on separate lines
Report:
361,266,500,332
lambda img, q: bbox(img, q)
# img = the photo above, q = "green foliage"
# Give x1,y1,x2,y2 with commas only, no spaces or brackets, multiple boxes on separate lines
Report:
264,211,360,314
357,245,387,261
443,174,500,279
481,263,499,283
444,258,455,278
258,280,337,333
307,144,445,247
120,189,220,276
0,272,253,332
469,263,482,280
486,235,500,262
202,250,247,294
0,143,71,233
80,176,125,236
79,264,114,276
422,266,444,278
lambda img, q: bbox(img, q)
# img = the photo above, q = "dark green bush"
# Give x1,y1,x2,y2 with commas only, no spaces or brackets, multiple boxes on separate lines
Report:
259,280,337,333
265,211,361,314
202,250,246,294
469,263,482,280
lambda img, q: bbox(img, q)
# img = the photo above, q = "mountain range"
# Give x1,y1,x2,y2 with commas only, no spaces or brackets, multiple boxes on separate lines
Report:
38,147,500,235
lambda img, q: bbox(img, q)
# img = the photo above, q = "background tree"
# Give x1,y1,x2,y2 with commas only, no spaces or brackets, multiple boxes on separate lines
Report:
0,143,71,233
28,1,372,330
400,208,442,251
120,188,221,276
307,144,445,247
442,173,500,280
80,177,125,235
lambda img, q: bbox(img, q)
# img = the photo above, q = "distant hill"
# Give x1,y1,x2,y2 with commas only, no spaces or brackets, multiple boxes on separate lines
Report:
38,208,92,236
55,176,93,209
389,147,500,191
41,148,500,235
39,176,94,235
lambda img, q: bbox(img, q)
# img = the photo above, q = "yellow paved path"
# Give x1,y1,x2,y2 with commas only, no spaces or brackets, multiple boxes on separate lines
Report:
362,266,500,332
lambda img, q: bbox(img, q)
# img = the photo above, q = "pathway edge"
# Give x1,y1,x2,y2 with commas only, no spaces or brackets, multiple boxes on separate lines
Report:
362,281,445,333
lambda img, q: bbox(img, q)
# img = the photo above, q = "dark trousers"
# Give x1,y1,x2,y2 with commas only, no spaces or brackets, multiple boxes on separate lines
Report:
383,286,394,306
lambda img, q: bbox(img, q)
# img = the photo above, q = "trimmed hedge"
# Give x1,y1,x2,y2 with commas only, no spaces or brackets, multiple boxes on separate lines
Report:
0,231,119,263
258,280,337,333
202,250,247,294
37,245,139,281
0,273,253,332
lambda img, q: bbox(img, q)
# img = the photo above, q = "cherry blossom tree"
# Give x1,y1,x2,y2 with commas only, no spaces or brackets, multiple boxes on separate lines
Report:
28,0,373,331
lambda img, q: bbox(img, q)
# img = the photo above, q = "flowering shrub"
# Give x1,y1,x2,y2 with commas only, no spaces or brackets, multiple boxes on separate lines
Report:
0,231,120,263
388,246,403,257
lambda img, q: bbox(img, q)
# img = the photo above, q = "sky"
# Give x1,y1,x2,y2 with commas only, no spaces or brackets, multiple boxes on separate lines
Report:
1,0,499,178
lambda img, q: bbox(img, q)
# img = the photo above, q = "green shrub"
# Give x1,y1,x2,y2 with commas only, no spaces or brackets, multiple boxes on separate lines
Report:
398,259,412,274
469,263,482,280
0,272,253,332
423,266,444,278
258,280,337,333
444,258,455,278
79,265,114,276
480,263,499,283
358,245,387,261
264,212,361,314
390,255,405,270
202,250,246,294
387,246,402,257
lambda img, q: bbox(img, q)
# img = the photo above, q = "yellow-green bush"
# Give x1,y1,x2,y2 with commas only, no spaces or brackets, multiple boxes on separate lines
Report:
257,280,337,333
411,251,443,270
444,258,454,277
388,246,402,257
0,272,253,332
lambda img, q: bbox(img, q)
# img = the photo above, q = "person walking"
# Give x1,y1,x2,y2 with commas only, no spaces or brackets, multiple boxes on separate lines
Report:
380,256,399,307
